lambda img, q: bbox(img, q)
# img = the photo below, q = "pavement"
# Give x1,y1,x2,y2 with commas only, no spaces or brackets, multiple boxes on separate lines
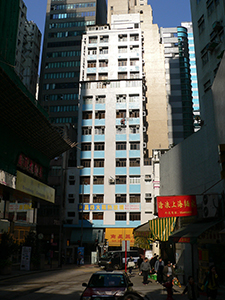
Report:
1,262,225,300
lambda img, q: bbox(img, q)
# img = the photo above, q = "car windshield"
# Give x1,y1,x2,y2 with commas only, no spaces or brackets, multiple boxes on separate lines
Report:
89,274,126,288
101,252,114,259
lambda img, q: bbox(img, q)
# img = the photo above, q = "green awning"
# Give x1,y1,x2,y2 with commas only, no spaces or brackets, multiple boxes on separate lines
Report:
149,217,177,242
169,220,222,244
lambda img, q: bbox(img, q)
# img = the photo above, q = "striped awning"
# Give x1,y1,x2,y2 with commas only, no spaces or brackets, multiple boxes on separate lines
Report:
149,217,177,242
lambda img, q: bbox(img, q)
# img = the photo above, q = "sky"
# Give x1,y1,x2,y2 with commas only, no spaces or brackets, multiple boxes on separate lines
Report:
24,0,192,37
23,0,192,73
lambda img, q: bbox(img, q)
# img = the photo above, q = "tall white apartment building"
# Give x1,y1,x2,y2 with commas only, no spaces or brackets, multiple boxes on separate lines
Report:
65,14,160,249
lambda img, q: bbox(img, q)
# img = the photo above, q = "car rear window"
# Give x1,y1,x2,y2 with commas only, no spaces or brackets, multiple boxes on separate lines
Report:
89,274,126,287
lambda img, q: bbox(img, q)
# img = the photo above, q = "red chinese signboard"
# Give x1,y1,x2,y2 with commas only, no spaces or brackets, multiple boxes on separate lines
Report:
157,195,197,218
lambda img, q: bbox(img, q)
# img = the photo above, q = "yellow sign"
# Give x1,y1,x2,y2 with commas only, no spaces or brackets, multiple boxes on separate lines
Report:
105,228,135,247
16,171,55,203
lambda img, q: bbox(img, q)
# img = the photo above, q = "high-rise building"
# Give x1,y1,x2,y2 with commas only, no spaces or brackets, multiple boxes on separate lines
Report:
190,0,225,123
0,0,41,96
38,0,107,126
64,14,162,253
160,26,194,146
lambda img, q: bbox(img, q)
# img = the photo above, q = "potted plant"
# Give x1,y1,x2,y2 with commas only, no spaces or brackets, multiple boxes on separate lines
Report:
0,232,18,275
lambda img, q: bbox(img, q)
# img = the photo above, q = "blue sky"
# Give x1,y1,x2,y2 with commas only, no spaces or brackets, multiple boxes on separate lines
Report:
24,0,192,36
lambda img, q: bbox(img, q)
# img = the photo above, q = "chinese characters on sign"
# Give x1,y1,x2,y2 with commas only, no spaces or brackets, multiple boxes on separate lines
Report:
105,228,135,246
157,195,197,218
78,203,140,211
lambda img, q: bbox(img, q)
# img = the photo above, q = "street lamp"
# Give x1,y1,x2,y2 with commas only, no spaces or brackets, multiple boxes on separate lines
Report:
77,166,84,247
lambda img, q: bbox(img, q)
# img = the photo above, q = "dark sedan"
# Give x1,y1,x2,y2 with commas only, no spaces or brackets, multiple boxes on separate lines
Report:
80,271,133,300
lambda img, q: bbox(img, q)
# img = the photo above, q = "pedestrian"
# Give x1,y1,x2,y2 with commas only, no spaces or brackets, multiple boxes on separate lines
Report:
182,275,200,300
163,261,175,283
77,251,82,266
137,255,143,275
127,256,135,275
203,265,219,300
154,256,164,283
150,253,158,272
140,257,151,285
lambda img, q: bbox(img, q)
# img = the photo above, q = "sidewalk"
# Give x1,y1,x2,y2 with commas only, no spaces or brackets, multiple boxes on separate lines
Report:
0,260,96,281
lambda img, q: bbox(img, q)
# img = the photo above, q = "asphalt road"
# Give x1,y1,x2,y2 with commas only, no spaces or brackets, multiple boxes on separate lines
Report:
0,266,211,300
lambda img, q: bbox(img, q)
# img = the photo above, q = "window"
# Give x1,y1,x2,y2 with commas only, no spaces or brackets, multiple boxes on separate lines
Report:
116,94,126,103
69,175,75,185
95,127,105,135
89,37,97,44
88,61,96,68
129,126,140,134
118,34,127,42
83,96,93,104
130,59,139,66
204,80,211,92
88,48,97,55
80,176,90,185
79,212,89,220
130,142,140,150
94,160,104,167
129,194,140,203
198,15,205,34
118,59,127,66
99,73,108,80
99,47,108,54
100,35,109,43
116,110,126,118
95,111,105,119
99,60,108,67
116,194,126,203
68,195,75,203
130,212,140,221
82,127,92,135
201,50,208,66
118,46,127,53
116,126,126,134
129,176,140,184
87,74,96,81
116,176,126,184
130,45,139,53
130,72,139,79
118,73,127,79
130,34,139,41
93,176,104,184
130,158,140,167
93,194,104,203
129,110,139,118
116,142,126,150
83,111,92,119
94,143,104,150
79,195,90,203
116,159,126,167
207,0,214,16
81,160,91,167
145,193,152,203
67,212,75,217
129,94,139,102
115,212,126,220
93,212,103,220
81,143,91,151
96,95,105,103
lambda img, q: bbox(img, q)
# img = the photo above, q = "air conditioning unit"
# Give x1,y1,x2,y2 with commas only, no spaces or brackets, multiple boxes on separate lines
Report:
145,193,152,199
109,177,115,184
93,194,97,198
202,194,219,218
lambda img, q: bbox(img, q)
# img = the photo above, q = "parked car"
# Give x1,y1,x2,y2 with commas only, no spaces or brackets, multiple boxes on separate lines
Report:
98,250,139,270
80,270,133,300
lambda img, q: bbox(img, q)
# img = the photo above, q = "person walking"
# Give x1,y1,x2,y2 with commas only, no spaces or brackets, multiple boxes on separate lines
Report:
203,265,219,300
154,256,164,283
163,261,175,283
182,276,200,300
127,256,135,275
140,257,151,285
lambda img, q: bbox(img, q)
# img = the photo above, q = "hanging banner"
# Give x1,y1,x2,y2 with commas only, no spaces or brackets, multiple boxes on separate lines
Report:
157,195,197,218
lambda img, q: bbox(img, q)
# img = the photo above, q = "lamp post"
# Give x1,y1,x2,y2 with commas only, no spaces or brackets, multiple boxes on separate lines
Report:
77,166,84,247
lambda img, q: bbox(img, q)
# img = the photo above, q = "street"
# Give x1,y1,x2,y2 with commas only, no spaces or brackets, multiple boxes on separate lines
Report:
0,266,185,300
0,266,224,300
